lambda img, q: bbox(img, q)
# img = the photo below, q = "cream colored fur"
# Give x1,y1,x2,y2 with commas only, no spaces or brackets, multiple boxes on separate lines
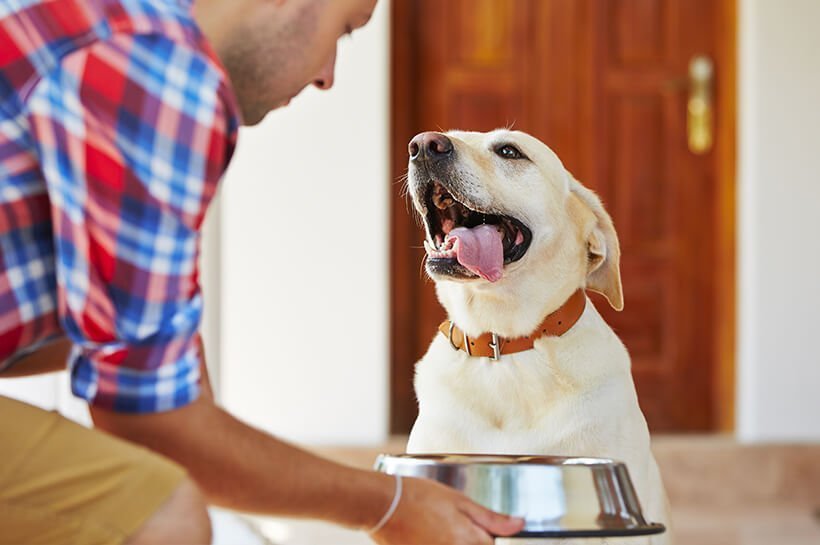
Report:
406,130,672,545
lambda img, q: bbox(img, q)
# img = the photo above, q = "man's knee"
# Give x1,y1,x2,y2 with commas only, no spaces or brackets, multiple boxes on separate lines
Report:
126,478,211,545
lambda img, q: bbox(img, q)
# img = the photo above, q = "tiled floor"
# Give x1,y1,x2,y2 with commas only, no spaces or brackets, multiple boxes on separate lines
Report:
248,511,820,545
251,508,820,545
240,436,820,545
672,506,820,545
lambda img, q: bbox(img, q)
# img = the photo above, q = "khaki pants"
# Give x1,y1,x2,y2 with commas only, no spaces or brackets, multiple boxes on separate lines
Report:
0,396,185,545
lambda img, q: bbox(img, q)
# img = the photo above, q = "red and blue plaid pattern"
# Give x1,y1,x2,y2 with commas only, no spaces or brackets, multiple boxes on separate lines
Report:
0,0,240,412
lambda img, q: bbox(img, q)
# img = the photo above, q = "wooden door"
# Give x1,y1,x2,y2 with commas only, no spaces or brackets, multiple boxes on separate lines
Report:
390,0,736,433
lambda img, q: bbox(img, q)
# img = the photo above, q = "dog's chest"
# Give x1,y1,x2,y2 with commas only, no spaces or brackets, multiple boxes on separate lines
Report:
412,335,633,455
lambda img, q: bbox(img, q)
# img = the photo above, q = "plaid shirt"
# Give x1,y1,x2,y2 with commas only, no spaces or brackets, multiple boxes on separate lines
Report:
0,0,240,412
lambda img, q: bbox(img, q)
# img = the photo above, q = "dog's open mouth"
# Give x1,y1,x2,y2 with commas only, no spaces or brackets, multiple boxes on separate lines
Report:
422,181,532,282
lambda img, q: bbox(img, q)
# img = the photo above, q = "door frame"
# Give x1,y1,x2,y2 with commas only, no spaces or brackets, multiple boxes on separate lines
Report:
389,0,738,434
388,0,420,435
712,0,737,433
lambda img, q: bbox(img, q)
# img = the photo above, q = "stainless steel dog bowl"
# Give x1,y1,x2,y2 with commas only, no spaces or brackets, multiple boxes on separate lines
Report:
375,454,666,539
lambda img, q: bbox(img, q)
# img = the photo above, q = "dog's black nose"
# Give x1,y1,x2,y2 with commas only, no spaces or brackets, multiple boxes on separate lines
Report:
409,132,453,161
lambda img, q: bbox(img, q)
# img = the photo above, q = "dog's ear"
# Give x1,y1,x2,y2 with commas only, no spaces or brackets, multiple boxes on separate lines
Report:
568,176,624,311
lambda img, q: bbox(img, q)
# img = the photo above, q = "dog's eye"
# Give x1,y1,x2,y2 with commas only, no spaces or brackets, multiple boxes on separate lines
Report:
495,144,525,160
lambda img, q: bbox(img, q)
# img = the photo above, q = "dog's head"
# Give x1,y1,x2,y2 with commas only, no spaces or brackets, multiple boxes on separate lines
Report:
407,129,623,335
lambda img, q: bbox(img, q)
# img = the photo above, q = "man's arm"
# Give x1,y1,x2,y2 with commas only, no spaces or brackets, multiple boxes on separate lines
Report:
90,388,525,544
93,351,390,528
0,338,71,378
90,391,393,529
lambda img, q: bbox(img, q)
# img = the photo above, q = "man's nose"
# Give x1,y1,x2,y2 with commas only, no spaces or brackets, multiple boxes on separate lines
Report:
313,49,337,90
408,132,454,161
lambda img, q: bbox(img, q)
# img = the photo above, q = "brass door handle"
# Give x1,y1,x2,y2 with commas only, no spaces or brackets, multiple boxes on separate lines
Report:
688,56,714,154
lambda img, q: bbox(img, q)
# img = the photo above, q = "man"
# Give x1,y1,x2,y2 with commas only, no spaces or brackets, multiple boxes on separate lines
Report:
0,0,526,543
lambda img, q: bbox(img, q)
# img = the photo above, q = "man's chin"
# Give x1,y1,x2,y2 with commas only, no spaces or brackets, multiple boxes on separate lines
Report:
236,103,266,127
237,92,298,126
241,101,286,126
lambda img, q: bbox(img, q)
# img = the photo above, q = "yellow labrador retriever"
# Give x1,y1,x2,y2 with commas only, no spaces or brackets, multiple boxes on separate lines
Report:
404,129,672,544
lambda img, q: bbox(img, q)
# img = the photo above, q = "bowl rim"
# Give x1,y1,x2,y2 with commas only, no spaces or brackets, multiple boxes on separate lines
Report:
509,523,667,538
376,453,626,467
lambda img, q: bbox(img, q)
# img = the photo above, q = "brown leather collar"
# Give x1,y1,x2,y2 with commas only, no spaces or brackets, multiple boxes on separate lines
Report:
438,289,587,360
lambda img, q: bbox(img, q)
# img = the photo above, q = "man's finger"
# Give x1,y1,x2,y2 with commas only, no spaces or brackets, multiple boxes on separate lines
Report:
460,501,525,537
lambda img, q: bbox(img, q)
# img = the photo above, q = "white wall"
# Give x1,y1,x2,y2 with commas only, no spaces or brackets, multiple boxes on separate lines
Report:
737,0,820,442
218,0,391,445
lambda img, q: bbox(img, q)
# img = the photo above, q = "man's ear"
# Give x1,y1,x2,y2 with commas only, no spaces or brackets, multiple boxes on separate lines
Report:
569,175,624,311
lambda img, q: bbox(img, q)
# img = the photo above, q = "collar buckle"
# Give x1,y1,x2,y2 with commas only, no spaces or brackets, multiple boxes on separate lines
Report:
488,333,501,360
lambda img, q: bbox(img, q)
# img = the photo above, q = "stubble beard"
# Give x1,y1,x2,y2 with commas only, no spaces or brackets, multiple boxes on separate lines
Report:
219,1,321,125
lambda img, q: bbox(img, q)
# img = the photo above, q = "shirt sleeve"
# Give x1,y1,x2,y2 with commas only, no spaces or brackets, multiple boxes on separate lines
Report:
27,32,235,412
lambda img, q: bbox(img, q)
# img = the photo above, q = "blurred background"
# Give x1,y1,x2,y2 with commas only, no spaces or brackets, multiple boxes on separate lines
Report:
1,0,819,543
208,0,820,445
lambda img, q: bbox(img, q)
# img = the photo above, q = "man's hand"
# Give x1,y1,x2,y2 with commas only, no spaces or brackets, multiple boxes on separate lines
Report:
371,477,525,545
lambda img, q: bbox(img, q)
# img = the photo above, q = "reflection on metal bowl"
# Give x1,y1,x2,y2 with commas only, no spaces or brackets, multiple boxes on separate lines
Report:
375,454,666,539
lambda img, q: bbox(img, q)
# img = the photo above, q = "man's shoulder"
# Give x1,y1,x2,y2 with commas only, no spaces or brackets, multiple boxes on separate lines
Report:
101,0,204,51
2,0,211,107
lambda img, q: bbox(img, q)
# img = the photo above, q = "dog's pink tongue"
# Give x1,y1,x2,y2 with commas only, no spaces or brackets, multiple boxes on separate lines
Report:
448,225,504,282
